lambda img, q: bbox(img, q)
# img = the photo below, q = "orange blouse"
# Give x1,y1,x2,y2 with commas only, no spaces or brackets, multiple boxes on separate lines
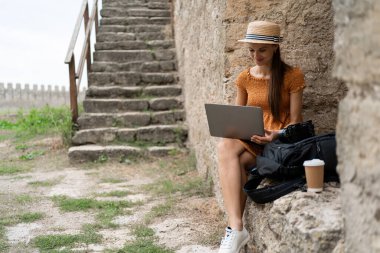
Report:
235,67,305,156
236,67,305,130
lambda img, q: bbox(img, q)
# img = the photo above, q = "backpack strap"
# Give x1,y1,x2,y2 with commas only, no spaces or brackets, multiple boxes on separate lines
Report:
243,177,306,204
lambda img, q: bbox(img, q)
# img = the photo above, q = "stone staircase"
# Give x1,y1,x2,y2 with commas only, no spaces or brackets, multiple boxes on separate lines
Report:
68,0,187,162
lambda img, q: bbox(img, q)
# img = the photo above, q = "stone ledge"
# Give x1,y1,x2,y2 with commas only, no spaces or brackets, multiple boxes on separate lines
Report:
243,183,344,253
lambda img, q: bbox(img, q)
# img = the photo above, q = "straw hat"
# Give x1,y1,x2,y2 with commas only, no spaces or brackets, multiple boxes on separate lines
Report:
238,21,283,44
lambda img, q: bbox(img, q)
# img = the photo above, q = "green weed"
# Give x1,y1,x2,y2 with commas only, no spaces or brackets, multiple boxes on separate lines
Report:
15,194,34,204
95,154,108,163
144,200,173,224
0,212,44,227
28,178,61,187
15,144,29,151
52,196,134,229
119,239,174,253
98,190,131,197
100,178,125,184
19,212,44,223
132,224,155,238
19,150,45,161
0,105,74,145
0,164,27,175
33,223,101,251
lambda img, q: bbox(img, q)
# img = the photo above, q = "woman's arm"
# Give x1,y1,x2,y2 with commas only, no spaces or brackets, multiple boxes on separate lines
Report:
288,90,303,125
251,89,304,144
236,86,248,106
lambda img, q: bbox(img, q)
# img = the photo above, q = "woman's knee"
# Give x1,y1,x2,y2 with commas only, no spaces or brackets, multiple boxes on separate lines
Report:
217,139,241,157
239,151,256,171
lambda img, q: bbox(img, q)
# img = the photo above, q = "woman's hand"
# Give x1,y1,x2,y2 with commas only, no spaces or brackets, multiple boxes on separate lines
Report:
251,129,279,145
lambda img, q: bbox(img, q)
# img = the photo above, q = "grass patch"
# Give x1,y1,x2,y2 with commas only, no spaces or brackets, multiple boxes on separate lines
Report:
19,212,45,223
33,224,101,251
0,164,27,175
53,196,135,229
115,223,173,253
119,239,174,253
97,190,131,197
0,225,9,253
144,200,173,224
15,194,34,204
100,178,125,184
0,212,44,227
28,178,61,187
0,105,74,145
19,150,45,161
144,177,213,198
132,224,155,238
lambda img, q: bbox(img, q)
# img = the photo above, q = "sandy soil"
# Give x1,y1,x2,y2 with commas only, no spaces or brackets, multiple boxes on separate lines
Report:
0,135,225,252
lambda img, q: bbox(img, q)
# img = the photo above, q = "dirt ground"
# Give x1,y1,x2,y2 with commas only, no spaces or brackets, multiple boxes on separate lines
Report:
0,133,226,253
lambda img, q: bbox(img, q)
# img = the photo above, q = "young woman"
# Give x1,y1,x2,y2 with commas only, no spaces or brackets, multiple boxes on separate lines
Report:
217,21,305,253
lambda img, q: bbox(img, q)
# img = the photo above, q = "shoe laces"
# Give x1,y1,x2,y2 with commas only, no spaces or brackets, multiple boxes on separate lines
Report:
220,227,235,249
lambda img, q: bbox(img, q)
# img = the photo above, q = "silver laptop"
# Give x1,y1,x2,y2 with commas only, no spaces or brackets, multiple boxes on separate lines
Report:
205,104,264,140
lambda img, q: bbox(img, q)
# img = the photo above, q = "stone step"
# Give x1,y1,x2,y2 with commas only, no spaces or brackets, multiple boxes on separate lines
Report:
83,97,183,113
100,17,171,26
88,72,177,86
77,110,185,129
91,60,176,73
72,125,187,145
95,40,174,51
97,32,136,42
98,31,167,41
86,85,182,98
93,49,175,63
102,2,170,10
68,144,180,162
101,8,170,18
99,24,167,33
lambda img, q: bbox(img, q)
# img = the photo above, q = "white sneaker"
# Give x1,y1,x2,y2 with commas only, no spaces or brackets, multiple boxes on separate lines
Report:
218,226,249,253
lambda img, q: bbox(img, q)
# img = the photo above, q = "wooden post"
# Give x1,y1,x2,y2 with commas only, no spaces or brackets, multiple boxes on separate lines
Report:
68,56,78,124
84,3,92,77
94,1,99,35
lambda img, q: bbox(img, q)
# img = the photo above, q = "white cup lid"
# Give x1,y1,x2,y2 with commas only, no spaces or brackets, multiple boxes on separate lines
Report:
303,159,325,166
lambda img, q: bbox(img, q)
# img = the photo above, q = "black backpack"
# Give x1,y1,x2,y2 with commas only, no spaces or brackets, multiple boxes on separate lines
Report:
243,133,339,204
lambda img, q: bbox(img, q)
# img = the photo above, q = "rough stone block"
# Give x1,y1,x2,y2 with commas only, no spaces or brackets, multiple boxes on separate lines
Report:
244,184,343,253
149,97,182,110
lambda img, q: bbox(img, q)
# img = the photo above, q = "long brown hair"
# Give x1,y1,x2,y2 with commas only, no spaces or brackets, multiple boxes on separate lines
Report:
269,48,290,122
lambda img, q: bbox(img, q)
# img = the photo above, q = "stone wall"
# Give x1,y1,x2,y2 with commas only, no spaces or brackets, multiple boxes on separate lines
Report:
174,0,348,252
174,0,345,202
0,83,85,111
173,0,227,202
333,0,380,252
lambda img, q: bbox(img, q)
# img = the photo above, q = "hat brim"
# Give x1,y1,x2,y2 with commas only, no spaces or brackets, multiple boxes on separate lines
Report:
238,39,280,44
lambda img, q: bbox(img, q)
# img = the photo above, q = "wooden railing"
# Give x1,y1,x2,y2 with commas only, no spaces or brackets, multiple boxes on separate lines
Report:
64,0,99,124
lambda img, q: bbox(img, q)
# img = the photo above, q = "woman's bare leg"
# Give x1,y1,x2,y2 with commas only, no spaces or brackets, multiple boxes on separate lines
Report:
217,139,255,230
238,151,256,217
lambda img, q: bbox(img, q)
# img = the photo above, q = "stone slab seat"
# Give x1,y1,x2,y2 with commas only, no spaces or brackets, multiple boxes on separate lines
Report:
86,85,182,98
95,40,175,51
98,24,167,33
68,145,178,162
101,8,170,18
100,17,171,26
244,184,343,252
83,97,183,113
71,125,188,145
77,109,185,129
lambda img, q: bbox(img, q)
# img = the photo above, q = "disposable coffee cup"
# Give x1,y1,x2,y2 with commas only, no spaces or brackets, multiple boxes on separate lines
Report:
303,159,325,193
